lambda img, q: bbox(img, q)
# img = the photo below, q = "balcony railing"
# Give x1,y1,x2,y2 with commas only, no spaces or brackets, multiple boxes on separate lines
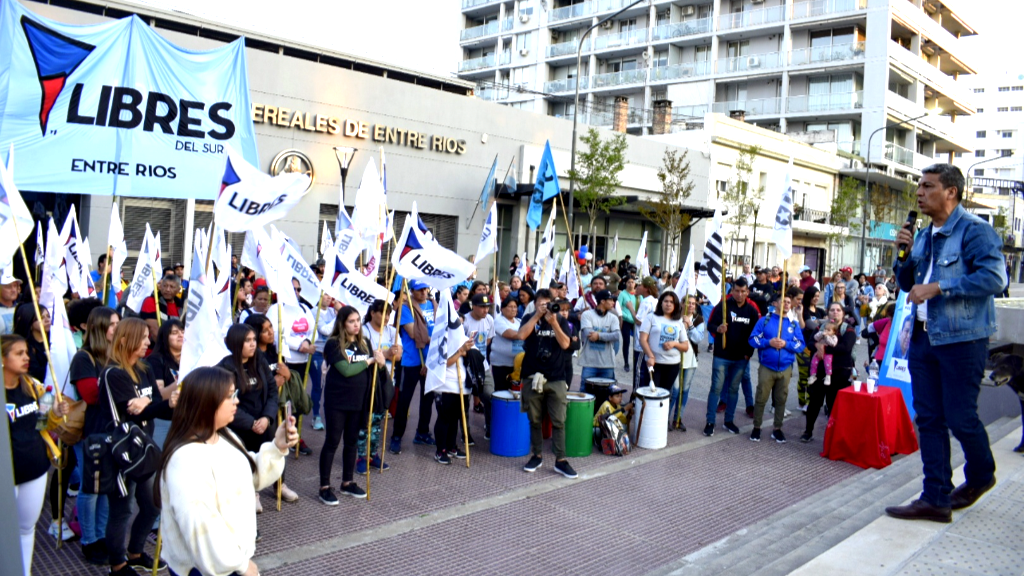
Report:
459,53,496,72
717,51,784,73
462,0,501,9
549,1,594,22
498,51,512,66
884,142,915,168
502,17,514,32
590,68,647,89
461,20,500,41
672,104,710,119
791,0,868,19
791,42,865,66
837,140,862,155
787,90,864,113
718,5,785,31
712,97,782,116
650,18,713,42
476,87,498,101
547,39,589,58
794,207,831,224
649,61,712,82
593,28,648,51
543,77,587,93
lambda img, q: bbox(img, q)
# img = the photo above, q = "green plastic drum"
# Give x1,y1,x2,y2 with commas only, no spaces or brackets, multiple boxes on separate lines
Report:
565,392,595,457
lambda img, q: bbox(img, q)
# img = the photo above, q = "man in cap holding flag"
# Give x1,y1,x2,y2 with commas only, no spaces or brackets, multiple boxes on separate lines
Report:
390,279,438,454
0,264,22,335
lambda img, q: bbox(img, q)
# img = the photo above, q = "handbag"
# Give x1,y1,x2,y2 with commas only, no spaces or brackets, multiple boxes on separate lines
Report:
102,370,162,495
278,369,312,416
49,398,86,446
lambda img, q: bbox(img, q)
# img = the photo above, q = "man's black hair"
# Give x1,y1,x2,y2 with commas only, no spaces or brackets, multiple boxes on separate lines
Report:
921,163,966,202
733,277,749,288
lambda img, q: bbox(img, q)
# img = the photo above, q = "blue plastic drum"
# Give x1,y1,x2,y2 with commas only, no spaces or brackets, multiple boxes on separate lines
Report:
490,390,531,457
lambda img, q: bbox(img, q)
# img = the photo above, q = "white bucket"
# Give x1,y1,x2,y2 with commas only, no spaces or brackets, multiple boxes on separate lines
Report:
631,387,670,450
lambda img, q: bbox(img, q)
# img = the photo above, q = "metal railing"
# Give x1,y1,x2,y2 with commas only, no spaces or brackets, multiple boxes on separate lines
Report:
794,207,831,224
459,53,497,72
593,28,648,50
790,42,865,66
672,104,710,119
837,140,862,155
787,90,864,113
649,61,712,81
884,142,915,167
499,51,512,65
460,20,500,41
791,0,868,19
544,77,587,93
502,17,514,32
717,51,784,73
650,18,713,42
547,38,589,58
590,68,647,89
549,1,594,22
718,5,785,31
712,97,782,116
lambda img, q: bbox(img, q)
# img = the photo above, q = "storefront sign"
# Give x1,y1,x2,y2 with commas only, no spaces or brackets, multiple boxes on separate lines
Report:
251,103,467,155
869,220,899,241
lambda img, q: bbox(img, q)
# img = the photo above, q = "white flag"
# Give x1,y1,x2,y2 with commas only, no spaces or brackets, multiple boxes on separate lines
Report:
34,221,44,267
272,225,321,304
424,289,467,394
79,237,96,299
60,205,89,299
125,224,158,314
153,231,163,278
45,296,78,400
213,146,311,232
0,144,33,265
180,228,230,381
513,257,527,279
38,218,67,312
674,244,696,297
394,202,476,290
210,227,233,335
321,240,393,316
637,231,650,278
241,230,266,279
475,202,498,264
319,221,333,260
351,161,387,243
534,203,557,286
771,160,795,260
696,208,725,307
108,202,128,290
611,230,619,256
559,250,581,299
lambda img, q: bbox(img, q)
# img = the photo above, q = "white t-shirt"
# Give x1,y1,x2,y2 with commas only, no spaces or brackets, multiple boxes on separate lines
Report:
917,225,943,322
362,322,398,372
462,314,494,370
490,314,522,367
640,315,685,365
633,296,658,352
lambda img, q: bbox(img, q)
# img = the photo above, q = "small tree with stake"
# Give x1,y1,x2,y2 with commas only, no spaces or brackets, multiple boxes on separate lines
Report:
721,145,764,269
826,177,863,271
568,127,628,249
641,148,696,270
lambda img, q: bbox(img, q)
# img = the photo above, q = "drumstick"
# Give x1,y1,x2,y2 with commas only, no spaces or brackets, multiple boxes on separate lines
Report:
634,395,648,445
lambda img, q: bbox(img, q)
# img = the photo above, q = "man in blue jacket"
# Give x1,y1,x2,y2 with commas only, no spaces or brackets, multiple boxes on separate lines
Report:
748,292,805,443
885,164,1006,523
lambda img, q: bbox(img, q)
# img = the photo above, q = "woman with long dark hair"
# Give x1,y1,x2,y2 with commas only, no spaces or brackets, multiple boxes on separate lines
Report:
358,299,402,474
218,324,296,508
155,367,297,576
12,303,50,382
639,292,688,393
319,306,384,504
243,314,288,384
147,318,183,448
801,302,856,443
99,318,176,575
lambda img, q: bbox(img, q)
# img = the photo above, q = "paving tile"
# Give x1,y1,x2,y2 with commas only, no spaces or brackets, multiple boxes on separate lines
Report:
922,533,1024,576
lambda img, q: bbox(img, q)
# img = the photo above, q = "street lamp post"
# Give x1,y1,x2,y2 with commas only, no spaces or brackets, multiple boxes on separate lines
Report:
857,110,937,272
568,0,647,237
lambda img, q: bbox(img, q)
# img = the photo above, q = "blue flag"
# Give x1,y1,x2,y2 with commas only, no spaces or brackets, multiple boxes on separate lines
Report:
528,141,560,230
479,154,498,207
504,158,518,194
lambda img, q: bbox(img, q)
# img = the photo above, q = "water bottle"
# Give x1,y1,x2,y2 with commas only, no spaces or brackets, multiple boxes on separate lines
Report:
36,386,54,431
868,359,879,380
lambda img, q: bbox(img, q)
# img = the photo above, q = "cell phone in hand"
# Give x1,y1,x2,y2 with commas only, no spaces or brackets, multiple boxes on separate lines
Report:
285,400,293,424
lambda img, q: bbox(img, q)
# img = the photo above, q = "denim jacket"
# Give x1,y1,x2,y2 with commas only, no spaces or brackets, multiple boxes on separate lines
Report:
893,203,1006,346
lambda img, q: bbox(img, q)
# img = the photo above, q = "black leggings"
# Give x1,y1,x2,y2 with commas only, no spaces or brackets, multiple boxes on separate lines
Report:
106,474,158,566
393,364,434,440
651,363,681,392
621,321,634,366
319,408,363,486
433,393,465,454
805,378,851,434
49,444,78,519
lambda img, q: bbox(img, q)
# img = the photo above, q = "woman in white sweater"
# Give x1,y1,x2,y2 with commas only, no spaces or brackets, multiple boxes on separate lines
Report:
155,366,298,576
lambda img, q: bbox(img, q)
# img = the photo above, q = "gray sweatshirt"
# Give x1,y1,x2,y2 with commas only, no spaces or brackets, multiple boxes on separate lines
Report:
579,308,622,369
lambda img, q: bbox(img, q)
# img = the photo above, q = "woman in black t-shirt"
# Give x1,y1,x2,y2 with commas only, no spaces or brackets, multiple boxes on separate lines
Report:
3,334,70,576
13,303,50,382
796,287,827,412
147,319,183,449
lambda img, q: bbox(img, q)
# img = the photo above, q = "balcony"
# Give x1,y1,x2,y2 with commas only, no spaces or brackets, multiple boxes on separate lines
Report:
673,104,710,119
649,61,712,82
547,39,589,58
461,21,500,42
790,42,865,66
787,90,864,113
717,51,784,74
791,0,868,20
593,28,648,51
718,5,785,31
543,77,587,93
650,18,713,42
794,207,831,224
712,97,782,116
502,17,514,32
462,0,501,9
837,140,862,155
459,54,496,72
590,68,647,89
887,41,973,114
883,142,915,168
549,1,594,22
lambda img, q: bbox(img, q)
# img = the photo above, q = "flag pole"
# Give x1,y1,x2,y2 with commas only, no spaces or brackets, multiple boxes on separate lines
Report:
150,255,162,329
556,194,584,293
12,224,64,406
777,263,788,339
466,153,499,229
365,263,397,494
295,299,321,460
721,272,727,349
378,286,403,474
275,296,285,512
456,359,470,468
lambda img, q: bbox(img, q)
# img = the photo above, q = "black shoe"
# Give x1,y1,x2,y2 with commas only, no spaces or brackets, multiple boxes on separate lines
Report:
389,437,402,455
452,448,467,459
749,427,761,442
109,565,142,576
1015,441,1024,454
554,460,578,479
624,363,630,371
298,440,313,456
703,422,715,437
319,487,339,506
82,540,108,566
799,432,813,443
127,552,165,571
340,482,367,499
771,429,786,444
523,455,543,472
884,499,952,523
466,435,476,447
723,421,740,434
950,477,996,510
474,403,484,414
434,451,452,465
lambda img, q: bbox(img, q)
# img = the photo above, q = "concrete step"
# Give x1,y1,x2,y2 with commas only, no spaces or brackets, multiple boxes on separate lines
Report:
646,417,1022,576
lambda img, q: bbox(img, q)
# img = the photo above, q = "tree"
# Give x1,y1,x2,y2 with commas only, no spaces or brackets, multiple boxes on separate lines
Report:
568,128,628,250
826,177,863,271
720,145,764,269
641,148,696,270
993,206,1010,241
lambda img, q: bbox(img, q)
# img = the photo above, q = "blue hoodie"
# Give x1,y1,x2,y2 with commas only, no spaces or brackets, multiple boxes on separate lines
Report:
748,312,805,372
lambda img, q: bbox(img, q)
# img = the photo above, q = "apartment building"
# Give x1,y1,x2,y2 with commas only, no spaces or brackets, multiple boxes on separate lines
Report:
458,0,977,186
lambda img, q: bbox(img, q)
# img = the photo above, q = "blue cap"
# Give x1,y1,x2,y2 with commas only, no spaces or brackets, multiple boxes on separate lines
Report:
409,280,430,291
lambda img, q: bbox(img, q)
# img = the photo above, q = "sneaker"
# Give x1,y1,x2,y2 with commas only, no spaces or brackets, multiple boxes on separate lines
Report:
624,363,630,371
127,552,165,571
340,482,367,499
49,520,75,542
808,374,817,385
319,487,339,506
356,457,369,475
523,455,543,472
772,429,787,444
824,374,832,386
369,455,390,471
484,431,490,441
255,530,262,543
255,494,263,514
109,564,142,576
716,401,726,413
413,433,436,446
723,421,740,434
280,483,299,502
298,439,313,456
67,483,80,497
82,539,108,566
389,437,402,455
707,344,713,353
799,432,813,443
473,402,484,414
678,422,687,432
745,406,754,418
312,416,324,430
749,427,761,442
703,422,715,437
434,451,452,465
466,435,476,447
452,448,467,459
554,460,579,479
784,409,792,417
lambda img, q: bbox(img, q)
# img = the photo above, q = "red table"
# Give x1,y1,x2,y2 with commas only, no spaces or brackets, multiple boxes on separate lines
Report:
821,385,919,469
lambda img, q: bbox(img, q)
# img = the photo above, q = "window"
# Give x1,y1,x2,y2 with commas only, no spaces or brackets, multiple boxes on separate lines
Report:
1014,86,1024,92
975,169,984,176
652,50,668,68
1002,131,1015,138
516,32,533,52
973,187,983,195
999,87,1010,92
998,107,1009,112
973,88,985,93
976,150,985,157
977,108,984,113
977,130,986,138
954,152,964,157
1001,149,1013,157
1013,106,1024,112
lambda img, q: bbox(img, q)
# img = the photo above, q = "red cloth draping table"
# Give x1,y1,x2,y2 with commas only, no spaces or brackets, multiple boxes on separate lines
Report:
821,385,919,469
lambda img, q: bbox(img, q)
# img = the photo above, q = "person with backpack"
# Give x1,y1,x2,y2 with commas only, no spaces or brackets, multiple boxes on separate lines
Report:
98,318,177,576
68,306,119,565
4,334,71,576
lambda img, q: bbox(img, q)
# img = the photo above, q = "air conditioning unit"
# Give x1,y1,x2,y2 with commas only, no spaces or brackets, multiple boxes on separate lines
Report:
600,20,614,29
751,0,764,3
520,48,530,56
680,68,693,77
747,56,761,68
520,13,530,23
682,5,696,16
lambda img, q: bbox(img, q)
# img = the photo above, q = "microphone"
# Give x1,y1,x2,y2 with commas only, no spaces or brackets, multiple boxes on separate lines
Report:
897,210,918,261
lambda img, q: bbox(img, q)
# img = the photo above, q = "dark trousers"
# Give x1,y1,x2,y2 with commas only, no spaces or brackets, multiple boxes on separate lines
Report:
319,408,363,486
908,325,995,508
433,393,465,454
492,365,513,393
621,321,633,366
393,364,434,440
651,363,681,392
49,444,77,519
804,379,849,434
106,474,159,566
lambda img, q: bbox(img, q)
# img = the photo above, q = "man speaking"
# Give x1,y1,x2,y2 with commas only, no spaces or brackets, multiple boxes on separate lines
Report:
885,164,1006,523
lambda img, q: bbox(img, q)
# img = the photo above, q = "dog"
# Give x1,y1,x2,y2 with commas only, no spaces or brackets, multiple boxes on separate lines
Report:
984,352,1024,453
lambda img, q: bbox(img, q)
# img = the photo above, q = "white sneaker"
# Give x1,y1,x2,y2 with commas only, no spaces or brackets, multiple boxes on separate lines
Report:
255,494,263,514
48,520,75,541
784,409,792,417
807,375,817,385
280,483,300,503
824,374,832,386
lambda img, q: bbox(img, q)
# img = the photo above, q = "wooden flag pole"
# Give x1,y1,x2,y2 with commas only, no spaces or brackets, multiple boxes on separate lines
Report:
721,272,728,349
275,295,285,511
777,263,788,339
152,530,162,576
555,194,584,290
56,445,64,549
102,244,113,307
455,359,470,468
150,255,162,328
378,287,403,474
